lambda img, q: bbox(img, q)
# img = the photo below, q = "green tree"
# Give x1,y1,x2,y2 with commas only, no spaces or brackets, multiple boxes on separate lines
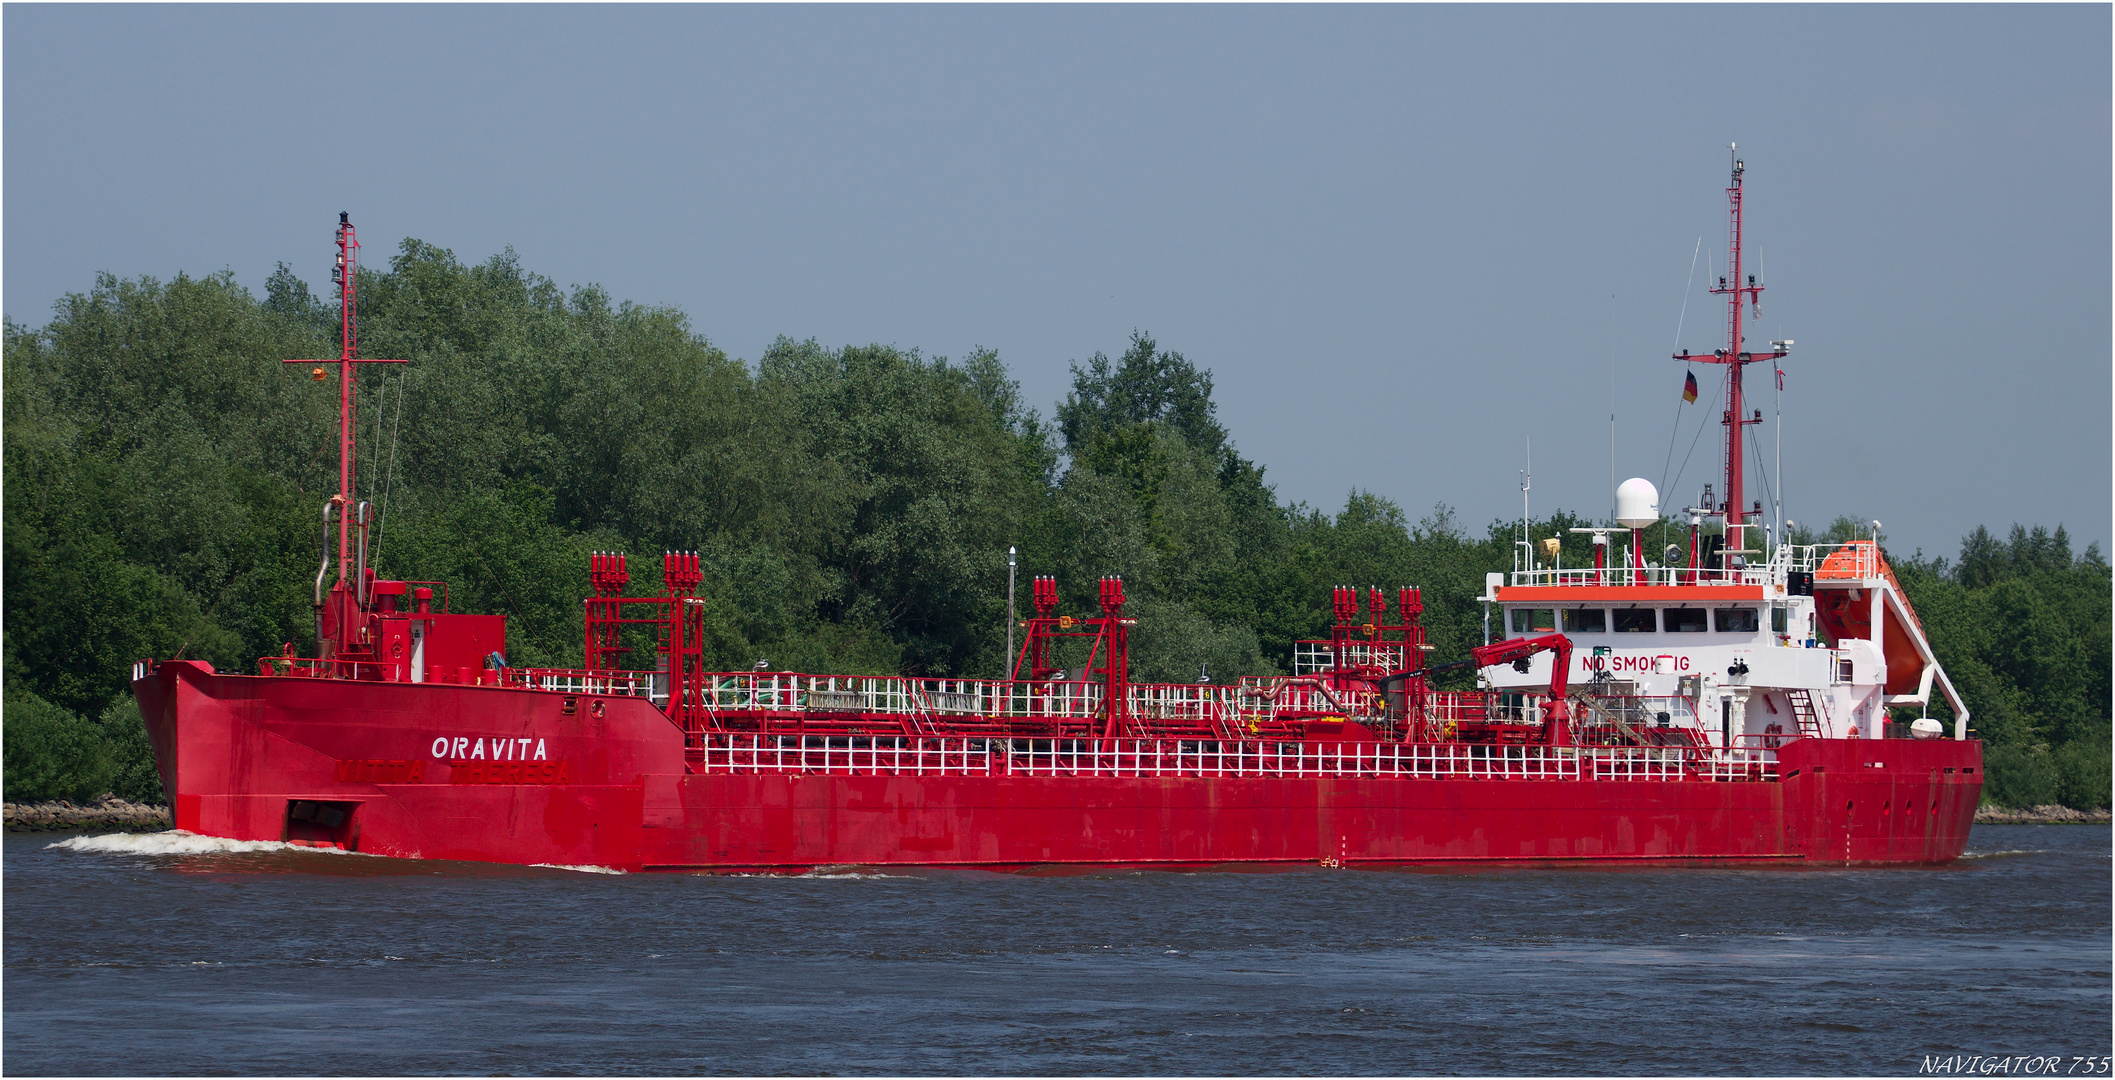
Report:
3,693,115,803
1894,524,2110,808
1057,331,1228,461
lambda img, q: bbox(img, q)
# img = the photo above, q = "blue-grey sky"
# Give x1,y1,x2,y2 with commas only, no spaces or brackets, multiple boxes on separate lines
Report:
7,5,2108,561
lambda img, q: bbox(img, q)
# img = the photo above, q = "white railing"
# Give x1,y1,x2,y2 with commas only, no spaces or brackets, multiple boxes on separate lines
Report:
1293,642,1409,676
693,735,1778,783
1506,537,1892,590
1235,677,1394,720
1505,542,1878,588
699,736,997,776
518,669,660,698
1569,693,1699,731
520,669,1725,758
1127,683,1230,730
503,671,1433,730
1422,693,1492,724
1508,564,1777,588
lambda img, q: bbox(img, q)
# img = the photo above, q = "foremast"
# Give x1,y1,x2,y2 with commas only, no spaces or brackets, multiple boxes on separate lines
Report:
284,214,406,668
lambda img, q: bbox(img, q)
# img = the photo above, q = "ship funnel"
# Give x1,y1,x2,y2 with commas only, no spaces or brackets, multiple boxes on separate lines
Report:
1615,478,1659,529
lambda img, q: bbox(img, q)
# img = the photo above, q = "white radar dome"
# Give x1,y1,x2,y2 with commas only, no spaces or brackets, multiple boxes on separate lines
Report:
1614,478,1660,529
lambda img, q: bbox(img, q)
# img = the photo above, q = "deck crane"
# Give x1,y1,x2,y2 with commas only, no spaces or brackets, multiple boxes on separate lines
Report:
1411,633,1575,745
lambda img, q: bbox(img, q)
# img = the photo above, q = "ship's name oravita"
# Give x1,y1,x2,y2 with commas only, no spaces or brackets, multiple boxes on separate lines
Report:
431,736,549,761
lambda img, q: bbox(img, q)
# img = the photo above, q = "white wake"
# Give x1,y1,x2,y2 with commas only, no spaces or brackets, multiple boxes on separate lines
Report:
1960,848,2048,859
46,831,356,857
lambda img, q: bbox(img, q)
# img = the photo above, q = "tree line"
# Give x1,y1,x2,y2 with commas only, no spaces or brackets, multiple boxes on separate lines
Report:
3,241,2105,809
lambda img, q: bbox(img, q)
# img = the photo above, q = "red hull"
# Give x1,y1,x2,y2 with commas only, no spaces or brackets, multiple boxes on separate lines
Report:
136,661,1982,872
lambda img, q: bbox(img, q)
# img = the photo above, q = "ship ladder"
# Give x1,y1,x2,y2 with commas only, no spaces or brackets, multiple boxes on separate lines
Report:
1570,692,1653,779
905,689,944,739
1785,688,1824,739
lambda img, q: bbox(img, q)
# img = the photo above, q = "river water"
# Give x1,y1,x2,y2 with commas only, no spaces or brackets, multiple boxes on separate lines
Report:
5,825,2107,1076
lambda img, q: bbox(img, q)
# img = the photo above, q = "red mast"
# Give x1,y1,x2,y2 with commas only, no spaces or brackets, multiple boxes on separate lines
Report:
1675,148,1787,543
286,213,404,660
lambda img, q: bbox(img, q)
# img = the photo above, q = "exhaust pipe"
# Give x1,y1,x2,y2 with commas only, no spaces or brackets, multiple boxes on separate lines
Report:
354,501,373,607
314,500,339,607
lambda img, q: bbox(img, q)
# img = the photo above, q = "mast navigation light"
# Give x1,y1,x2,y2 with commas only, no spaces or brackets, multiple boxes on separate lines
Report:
1771,339,1793,350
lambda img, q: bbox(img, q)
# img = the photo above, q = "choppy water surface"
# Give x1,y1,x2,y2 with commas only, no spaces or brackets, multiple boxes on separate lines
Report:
6,826,2108,1076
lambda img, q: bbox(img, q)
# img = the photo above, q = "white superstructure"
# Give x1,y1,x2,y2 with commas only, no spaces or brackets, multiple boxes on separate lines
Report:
1482,513,1969,752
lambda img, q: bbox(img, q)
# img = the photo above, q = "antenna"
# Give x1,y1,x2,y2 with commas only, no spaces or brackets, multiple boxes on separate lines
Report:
1519,438,1532,569
1773,335,1784,556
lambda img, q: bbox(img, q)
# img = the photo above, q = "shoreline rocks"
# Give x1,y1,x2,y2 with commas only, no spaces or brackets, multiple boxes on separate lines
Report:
4,796,171,832
1974,804,2112,825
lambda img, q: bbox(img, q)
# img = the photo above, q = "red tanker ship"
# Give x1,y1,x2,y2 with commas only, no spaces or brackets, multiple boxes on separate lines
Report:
132,161,1981,872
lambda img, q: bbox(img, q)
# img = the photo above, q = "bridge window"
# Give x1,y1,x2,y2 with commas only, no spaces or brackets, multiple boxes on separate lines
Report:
1613,608,1657,633
1562,608,1606,633
1714,608,1759,633
1665,608,1708,633
1510,609,1556,633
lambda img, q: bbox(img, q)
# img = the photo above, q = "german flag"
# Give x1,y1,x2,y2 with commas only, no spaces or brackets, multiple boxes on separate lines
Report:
1682,370,1699,403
